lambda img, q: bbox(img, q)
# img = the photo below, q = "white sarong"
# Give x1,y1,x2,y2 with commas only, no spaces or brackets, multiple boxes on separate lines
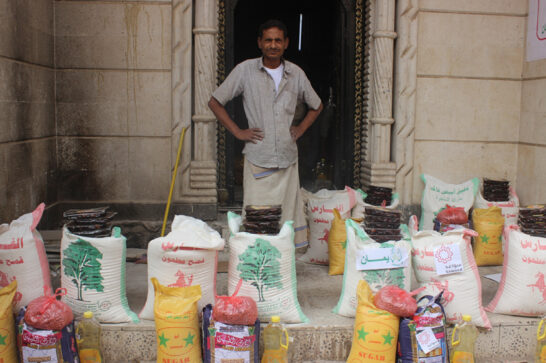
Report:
243,158,308,247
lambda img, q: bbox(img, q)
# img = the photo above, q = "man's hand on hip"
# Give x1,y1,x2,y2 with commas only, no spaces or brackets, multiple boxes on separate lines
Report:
235,128,264,143
290,125,304,141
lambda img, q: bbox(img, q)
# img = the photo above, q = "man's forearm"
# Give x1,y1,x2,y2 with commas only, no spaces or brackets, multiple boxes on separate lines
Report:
208,96,242,138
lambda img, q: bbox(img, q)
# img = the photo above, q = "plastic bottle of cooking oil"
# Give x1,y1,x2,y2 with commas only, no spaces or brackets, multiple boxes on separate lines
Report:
261,316,289,363
76,311,103,363
450,315,478,363
537,316,546,363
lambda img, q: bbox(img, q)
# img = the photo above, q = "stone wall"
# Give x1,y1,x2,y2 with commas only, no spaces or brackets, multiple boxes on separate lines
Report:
411,0,527,203
519,56,546,205
54,0,173,204
0,0,56,222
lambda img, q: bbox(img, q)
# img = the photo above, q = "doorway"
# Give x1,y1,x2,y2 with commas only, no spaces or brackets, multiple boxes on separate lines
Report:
219,0,357,205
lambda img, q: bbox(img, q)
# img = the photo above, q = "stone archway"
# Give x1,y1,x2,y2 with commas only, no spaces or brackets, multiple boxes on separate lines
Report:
170,0,412,206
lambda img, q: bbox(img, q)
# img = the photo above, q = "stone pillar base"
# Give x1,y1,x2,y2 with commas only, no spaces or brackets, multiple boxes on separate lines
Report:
361,161,396,189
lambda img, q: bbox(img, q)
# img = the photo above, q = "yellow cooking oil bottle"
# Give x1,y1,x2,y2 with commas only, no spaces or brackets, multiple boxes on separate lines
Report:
76,311,103,363
261,315,289,363
451,315,478,363
537,316,546,363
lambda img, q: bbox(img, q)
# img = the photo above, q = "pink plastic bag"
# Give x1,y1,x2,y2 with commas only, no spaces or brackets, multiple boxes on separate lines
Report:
24,287,73,331
437,205,468,225
213,279,257,325
373,285,425,317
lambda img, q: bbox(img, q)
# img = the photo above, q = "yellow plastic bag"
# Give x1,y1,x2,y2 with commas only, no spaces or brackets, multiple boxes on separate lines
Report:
0,280,18,362
328,208,347,275
472,207,504,266
152,277,202,363
347,280,399,363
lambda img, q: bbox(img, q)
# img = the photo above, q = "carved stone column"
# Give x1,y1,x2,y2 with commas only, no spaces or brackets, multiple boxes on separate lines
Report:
361,0,396,188
189,0,218,202
393,0,418,204
173,0,218,203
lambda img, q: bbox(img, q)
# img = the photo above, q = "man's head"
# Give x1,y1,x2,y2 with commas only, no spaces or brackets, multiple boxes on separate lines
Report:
257,19,289,67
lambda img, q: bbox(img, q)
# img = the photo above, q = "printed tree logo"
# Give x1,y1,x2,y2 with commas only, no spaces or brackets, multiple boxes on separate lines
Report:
62,239,104,300
237,238,283,302
363,268,405,291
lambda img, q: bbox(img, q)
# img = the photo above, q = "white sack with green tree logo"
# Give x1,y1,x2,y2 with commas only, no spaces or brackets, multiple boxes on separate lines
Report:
61,226,139,323
227,212,308,323
333,219,412,317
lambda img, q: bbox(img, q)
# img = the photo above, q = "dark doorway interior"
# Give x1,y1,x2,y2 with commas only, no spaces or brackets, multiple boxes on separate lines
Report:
222,0,355,205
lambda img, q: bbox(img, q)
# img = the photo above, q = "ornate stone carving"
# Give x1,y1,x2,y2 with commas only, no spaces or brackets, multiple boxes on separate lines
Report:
172,0,193,200
393,0,418,204
361,0,396,189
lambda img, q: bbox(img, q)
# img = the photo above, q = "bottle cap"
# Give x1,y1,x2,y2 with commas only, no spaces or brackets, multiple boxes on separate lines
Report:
462,315,471,322
271,316,280,323
83,311,94,319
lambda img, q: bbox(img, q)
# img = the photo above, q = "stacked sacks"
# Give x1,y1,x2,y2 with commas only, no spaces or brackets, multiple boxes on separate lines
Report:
243,205,281,235
0,203,52,310
139,215,225,320
362,206,402,243
227,212,308,323
300,187,360,265
63,206,116,238
61,226,139,323
486,225,546,317
474,179,519,226
333,220,412,317
420,174,479,231
411,226,491,328
518,206,546,237
472,207,505,266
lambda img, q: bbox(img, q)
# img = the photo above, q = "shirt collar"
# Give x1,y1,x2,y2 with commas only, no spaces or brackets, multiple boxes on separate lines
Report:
258,57,291,74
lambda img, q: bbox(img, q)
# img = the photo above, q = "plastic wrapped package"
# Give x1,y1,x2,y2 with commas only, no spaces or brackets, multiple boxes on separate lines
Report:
213,279,257,326
25,288,73,331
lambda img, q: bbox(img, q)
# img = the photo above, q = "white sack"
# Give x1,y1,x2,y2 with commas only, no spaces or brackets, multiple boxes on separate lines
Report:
139,215,224,320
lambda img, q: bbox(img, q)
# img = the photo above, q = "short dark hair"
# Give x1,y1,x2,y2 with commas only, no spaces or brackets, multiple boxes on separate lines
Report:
258,19,288,39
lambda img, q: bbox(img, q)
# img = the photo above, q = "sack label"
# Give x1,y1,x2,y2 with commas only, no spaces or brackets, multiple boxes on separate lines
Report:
356,247,408,270
433,244,463,275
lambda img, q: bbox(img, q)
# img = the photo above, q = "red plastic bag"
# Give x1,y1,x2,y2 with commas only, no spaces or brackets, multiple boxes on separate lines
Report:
436,205,468,225
373,286,425,317
213,279,257,325
24,287,73,331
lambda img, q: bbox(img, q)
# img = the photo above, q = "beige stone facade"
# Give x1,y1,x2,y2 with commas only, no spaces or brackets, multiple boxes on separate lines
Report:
1,0,545,223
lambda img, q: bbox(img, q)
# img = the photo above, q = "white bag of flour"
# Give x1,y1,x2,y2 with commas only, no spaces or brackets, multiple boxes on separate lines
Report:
299,187,358,265
411,229,491,328
61,226,139,323
420,174,479,231
486,226,546,316
333,219,412,317
0,203,52,310
139,215,225,320
227,212,308,323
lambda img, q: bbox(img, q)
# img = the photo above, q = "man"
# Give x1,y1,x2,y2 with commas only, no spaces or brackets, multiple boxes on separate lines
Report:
208,19,323,247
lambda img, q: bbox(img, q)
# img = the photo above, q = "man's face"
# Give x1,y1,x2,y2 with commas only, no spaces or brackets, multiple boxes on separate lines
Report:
257,27,289,63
